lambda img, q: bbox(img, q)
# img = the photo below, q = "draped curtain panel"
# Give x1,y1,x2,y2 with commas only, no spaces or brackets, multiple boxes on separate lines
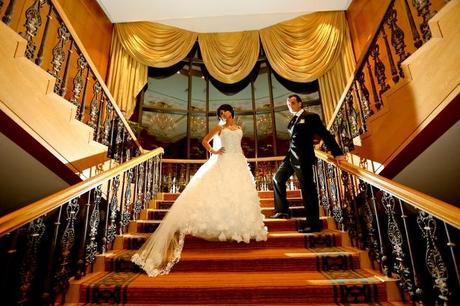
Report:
107,33,148,118
319,22,356,124
198,31,259,84
107,11,354,120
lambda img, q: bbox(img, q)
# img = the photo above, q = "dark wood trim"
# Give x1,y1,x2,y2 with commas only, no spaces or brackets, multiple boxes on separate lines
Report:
0,110,81,185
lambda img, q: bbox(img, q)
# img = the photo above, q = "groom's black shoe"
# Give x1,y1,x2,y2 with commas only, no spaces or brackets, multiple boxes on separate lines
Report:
270,212,291,219
298,225,321,233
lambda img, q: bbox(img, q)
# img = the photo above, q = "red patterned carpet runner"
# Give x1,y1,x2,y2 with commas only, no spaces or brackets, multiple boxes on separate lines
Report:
69,191,404,305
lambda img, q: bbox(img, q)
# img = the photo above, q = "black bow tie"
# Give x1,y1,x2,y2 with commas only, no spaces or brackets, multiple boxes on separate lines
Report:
288,115,298,129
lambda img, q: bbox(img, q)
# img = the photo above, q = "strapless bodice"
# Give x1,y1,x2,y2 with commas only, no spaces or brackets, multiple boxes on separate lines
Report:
218,128,243,154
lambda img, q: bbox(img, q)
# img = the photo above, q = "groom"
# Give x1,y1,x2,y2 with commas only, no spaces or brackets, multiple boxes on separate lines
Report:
271,94,346,233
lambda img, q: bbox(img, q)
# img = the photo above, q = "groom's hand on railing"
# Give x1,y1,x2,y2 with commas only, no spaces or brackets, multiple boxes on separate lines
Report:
334,155,347,162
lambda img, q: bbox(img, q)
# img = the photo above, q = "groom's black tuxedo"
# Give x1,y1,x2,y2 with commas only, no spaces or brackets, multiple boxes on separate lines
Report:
273,110,343,231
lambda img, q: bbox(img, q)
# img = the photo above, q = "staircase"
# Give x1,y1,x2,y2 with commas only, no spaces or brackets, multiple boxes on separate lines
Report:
0,21,107,176
66,190,405,305
351,0,460,175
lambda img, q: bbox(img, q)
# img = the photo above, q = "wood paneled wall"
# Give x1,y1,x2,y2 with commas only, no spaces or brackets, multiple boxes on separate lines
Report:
55,0,113,80
346,0,390,62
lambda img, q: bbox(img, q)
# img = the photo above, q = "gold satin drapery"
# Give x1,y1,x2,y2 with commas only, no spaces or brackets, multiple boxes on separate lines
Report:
319,23,356,124
107,22,198,117
107,33,148,118
198,31,259,84
115,22,198,68
107,11,353,119
260,12,347,83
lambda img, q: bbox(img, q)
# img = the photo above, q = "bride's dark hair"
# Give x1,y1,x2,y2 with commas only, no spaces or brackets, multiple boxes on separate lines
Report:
216,104,235,120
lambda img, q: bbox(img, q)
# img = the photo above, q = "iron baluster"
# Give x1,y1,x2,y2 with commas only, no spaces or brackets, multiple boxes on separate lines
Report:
35,1,53,67
356,70,373,119
54,198,79,294
352,82,367,133
401,0,423,48
106,175,120,246
88,80,102,129
366,59,381,111
60,40,74,97
102,102,113,146
40,205,63,304
48,22,70,93
102,179,111,253
18,217,46,304
382,192,414,301
381,26,400,83
21,0,46,60
121,169,134,229
386,5,411,78
370,43,390,100
398,199,423,303
2,0,16,25
417,212,451,304
70,54,88,113
78,68,91,122
85,185,102,266
412,0,436,42
369,186,390,275
75,192,92,279
94,94,106,142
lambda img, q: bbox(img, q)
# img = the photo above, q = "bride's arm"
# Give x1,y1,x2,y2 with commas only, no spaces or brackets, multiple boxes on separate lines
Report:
202,125,224,154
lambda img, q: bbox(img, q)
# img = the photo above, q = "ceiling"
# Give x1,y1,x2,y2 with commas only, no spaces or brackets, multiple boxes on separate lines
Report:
96,0,352,32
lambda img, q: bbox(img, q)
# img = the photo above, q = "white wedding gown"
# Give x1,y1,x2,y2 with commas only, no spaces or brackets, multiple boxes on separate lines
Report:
132,127,268,277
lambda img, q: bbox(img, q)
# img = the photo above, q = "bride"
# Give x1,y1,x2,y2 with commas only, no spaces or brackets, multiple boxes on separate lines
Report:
132,104,268,277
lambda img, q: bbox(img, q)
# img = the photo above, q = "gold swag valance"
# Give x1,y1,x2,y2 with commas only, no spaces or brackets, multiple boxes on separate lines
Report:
198,31,259,84
115,22,198,67
260,12,347,83
108,11,353,118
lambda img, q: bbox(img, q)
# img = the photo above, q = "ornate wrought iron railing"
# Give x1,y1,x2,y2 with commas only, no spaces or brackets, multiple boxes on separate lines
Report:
328,0,451,152
0,0,141,163
160,154,381,193
160,156,301,193
0,148,163,305
315,150,460,305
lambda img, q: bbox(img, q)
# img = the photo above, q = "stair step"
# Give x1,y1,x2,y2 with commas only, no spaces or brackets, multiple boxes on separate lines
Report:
141,206,308,221
75,269,396,304
161,189,301,201
153,197,303,209
116,231,342,250
102,246,361,273
129,218,330,233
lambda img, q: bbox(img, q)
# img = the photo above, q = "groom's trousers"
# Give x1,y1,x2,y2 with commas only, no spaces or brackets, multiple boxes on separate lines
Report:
273,154,319,228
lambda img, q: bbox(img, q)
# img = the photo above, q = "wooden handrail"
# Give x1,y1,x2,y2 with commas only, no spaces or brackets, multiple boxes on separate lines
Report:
327,0,394,129
315,150,460,230
49,0,143,152
0,148,163,237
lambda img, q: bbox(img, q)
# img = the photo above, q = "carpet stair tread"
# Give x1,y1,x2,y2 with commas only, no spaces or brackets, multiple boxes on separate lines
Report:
75,269,396,304
101,246,362,272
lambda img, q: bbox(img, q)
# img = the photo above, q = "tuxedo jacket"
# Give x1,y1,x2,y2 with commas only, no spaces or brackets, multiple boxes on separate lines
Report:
287,111,343,165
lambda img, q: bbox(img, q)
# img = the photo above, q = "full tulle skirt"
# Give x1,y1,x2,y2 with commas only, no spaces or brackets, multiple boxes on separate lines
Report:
131,152,267,277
